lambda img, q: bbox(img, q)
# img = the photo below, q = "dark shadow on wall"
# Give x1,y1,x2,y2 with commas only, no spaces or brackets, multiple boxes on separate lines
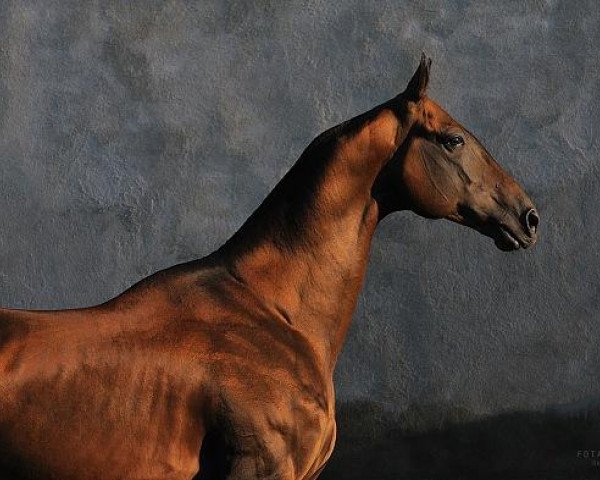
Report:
320,400,600,480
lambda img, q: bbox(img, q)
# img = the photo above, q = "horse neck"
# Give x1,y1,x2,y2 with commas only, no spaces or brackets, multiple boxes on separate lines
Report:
217,101,408,370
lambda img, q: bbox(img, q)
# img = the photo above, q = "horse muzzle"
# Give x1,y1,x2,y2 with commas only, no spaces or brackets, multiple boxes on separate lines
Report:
492,207,539,251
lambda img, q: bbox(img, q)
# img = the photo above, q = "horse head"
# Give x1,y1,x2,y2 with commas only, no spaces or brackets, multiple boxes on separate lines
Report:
378,55,539,251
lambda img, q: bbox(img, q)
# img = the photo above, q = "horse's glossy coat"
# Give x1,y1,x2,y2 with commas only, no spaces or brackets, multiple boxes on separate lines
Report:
0,56,537,479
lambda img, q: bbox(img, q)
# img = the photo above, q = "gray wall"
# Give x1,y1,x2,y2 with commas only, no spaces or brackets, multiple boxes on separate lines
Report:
0,1,598,478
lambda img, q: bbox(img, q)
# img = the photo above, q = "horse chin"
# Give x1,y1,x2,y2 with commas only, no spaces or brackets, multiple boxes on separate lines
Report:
494,235,520,251
470,221,522,252
492,225,523,252
450,209,533,252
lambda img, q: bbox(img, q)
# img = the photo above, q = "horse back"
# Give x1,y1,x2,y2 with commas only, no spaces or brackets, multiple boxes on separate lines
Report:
0,308,35,376
0,294,208,479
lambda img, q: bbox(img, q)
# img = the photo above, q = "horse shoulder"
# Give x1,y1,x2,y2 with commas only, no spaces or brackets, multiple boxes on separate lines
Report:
190,298,336,478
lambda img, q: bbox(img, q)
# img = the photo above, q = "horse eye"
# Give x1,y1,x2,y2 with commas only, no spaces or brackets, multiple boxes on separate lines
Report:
442,135,464,150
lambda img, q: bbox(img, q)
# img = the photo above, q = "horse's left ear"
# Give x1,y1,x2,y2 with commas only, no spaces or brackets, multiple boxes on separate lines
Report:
404,53,431,102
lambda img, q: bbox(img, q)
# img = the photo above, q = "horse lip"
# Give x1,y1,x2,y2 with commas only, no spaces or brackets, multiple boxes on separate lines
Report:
498,224,535,250
454,206,536,251
499,226,520,250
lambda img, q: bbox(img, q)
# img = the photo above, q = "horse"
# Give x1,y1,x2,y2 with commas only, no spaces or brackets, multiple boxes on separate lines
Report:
0,54,538,479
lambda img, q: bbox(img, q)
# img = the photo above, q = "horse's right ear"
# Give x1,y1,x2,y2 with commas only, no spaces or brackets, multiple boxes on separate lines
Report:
404,53,431,102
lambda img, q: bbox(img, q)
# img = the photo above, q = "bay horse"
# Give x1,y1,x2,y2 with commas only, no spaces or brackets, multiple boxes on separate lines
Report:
0,55,538,479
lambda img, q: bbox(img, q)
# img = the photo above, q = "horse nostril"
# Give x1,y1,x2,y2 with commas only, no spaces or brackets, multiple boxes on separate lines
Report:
524,208,539,235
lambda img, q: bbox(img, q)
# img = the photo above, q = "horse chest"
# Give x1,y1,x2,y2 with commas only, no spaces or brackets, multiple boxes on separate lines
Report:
207,348,337,478
206,395,335,479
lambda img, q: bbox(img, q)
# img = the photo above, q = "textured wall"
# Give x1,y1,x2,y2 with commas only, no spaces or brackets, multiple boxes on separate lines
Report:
0,1,598,478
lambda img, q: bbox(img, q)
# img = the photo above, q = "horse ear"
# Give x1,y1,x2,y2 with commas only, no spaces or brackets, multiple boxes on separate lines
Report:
404,53,431,102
